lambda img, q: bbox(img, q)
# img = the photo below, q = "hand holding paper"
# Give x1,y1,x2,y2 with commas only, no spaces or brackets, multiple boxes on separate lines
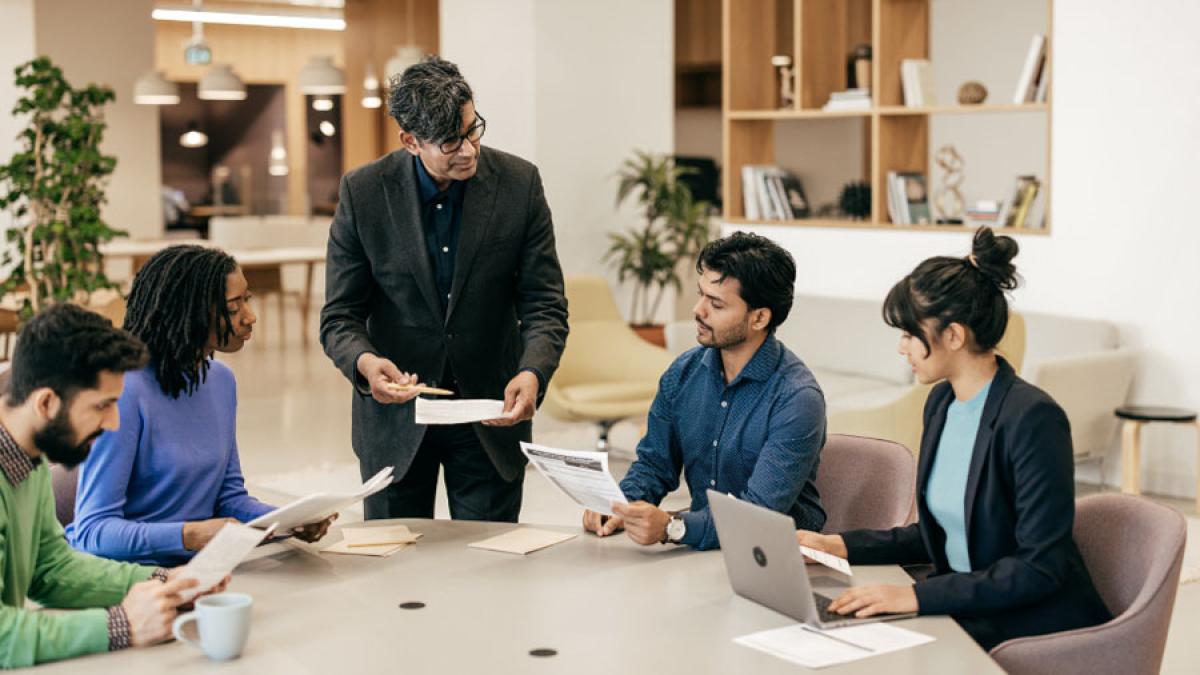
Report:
521,442,628,516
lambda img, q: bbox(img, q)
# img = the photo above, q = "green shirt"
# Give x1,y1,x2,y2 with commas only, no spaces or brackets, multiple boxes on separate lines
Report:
1,438,154,667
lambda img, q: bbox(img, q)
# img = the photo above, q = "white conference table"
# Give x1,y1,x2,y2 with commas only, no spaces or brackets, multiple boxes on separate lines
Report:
50,519,1001,674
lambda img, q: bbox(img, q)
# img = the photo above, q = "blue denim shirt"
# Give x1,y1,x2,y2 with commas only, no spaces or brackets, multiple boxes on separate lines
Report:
619,335,827,550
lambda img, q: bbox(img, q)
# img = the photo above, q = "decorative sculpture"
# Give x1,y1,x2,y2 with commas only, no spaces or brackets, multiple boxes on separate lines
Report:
772,55,795,108
933,144,965,223
957,81,988,105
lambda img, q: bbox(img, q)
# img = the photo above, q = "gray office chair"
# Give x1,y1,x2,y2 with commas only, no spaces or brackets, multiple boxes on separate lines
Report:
49,463,77,527
815,434,916,533
989,493,1186,675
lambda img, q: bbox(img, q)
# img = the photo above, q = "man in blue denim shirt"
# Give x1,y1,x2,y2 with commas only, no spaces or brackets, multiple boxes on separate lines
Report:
583,232,826,550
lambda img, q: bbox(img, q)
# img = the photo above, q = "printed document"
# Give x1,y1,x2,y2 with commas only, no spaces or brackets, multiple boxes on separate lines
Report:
178,523,273,600
520,442,628,516
736,622,934,668
248,466,394,531
415,397,510,425
800,545,853,576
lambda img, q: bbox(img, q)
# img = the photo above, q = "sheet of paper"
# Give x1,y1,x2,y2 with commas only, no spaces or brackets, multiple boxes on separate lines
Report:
178,523,271,600
800,545,853,576
415,398,510,425
735,622,935,669
321,540,406,557
468,527,577,555
520,442,628,516
341,525,422,546
247,466,394,530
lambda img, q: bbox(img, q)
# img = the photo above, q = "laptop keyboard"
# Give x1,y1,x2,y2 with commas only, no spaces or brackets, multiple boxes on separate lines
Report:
812,593,843,624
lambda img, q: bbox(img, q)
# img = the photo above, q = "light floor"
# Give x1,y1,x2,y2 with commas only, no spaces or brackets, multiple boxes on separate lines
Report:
227,314,1199,674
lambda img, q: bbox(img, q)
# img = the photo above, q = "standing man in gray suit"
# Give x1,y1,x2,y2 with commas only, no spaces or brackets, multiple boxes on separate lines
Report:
320,56,568,522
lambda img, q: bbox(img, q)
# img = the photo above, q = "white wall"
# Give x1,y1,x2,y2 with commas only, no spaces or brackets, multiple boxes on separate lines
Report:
441,0,675,323
729,0,1200,498
33,0,161,240
0,0,36,237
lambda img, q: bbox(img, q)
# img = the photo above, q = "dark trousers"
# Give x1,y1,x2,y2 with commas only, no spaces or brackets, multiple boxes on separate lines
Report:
363,423,523,522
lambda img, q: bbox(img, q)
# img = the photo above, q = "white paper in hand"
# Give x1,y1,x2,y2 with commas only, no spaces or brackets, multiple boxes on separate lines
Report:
178,523,272,601
247,466,394,531
800,545,853,576
415,398,509,425
520,442,628,516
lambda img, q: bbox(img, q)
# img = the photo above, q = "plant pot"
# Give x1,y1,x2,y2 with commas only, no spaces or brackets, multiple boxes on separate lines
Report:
631,324,666,348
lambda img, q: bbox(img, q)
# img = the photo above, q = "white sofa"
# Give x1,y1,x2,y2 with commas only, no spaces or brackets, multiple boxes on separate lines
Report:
666,294,1135,469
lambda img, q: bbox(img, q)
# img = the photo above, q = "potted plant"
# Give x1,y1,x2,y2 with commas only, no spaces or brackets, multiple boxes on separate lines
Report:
0,57,125,319
605,151,712,346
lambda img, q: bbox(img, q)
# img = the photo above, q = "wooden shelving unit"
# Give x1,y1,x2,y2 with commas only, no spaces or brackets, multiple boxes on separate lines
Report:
721,0,1053,234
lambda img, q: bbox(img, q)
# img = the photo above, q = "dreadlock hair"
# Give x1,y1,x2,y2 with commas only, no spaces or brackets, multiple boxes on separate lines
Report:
122,245,238,398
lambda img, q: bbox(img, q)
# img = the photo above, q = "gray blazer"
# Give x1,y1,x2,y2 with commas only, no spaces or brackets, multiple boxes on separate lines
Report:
320,147,569,482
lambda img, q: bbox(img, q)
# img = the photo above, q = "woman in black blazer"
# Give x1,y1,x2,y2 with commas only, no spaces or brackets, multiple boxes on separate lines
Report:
798,228,1111,650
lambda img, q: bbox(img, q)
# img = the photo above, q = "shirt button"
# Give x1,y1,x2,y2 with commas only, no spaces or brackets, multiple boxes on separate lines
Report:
442,246,449,253
720,401,728,408
710,479,716,486
436,204,443,210
712,440,718,447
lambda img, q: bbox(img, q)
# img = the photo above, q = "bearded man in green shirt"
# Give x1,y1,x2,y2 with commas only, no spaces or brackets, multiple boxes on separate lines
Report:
0,303,213,667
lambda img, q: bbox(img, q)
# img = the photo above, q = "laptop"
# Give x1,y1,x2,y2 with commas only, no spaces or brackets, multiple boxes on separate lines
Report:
708,489,916,629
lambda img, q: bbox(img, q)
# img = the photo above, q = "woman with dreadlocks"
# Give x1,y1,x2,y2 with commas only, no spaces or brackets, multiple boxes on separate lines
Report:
66,245,333,565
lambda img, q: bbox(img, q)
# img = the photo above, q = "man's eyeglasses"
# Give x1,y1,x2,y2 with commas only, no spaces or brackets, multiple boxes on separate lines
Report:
436,113,486,154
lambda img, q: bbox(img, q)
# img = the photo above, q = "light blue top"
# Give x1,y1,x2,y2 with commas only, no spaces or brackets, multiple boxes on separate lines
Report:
66,360,274,566
925,377,993,573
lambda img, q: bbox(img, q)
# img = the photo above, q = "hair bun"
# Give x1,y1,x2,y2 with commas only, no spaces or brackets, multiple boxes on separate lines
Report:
970,227,1019,291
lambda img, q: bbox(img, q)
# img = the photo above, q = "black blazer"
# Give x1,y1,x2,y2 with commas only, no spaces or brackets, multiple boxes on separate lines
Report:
320,147,569,482
841,357,1111,648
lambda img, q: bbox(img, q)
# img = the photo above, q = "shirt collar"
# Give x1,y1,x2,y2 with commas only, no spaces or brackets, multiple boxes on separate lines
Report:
0,421,40,486
413,155,463,205
700,334,783,386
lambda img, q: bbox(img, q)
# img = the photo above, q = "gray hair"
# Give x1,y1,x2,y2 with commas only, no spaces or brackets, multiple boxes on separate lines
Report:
387,55,474,144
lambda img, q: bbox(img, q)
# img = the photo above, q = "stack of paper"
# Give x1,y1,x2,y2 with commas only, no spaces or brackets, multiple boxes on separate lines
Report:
736,622,935,668
415,397,510,425
322,525,423,557
468,527,576,555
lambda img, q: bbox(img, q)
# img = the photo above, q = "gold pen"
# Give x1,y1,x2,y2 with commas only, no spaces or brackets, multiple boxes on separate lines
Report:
384,383,455,396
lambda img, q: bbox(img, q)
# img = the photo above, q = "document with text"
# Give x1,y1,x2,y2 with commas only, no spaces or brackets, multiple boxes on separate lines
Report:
415,397,511,425
520,442,628,516
178,522,274,601
735,622,935,668
247,466,394,531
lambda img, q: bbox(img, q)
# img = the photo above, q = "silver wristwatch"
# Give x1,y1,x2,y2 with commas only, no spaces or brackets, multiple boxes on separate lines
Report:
665,515,687,544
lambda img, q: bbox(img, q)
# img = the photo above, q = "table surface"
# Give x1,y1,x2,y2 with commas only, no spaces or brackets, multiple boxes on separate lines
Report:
1115,405,1198,422
47,519,1001,675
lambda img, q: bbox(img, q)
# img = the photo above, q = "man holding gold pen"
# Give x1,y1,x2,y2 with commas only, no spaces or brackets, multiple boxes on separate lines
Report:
320,56,568,522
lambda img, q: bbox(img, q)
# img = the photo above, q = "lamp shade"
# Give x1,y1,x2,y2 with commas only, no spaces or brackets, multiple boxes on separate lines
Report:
361,62,382,109
133,70,179,105
198,64,247,100
384,46,424,83
180,122,208,149
268,129,288,176
298,56,345,95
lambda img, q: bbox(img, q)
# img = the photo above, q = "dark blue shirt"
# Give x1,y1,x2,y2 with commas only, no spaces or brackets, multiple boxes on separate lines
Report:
414,155,466,310
619,335,827,550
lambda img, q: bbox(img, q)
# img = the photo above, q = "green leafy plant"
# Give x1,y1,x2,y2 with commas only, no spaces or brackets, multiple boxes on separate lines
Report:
0,57,124,318
605,151,712,326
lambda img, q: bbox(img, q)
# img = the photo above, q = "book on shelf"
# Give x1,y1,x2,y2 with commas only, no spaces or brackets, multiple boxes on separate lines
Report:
740,165,810,221
887,171,932,225
900,59,936,107
823,88,871,111
1013,34,1047,104
999,175,1042,228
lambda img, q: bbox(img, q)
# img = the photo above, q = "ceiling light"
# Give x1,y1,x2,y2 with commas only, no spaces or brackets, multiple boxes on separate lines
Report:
198,64,247,100
134,70,180,105
384,45,424,83
268,130,288,176
152,8,345,31
319,121,336,137
180,122,208,148
299,56,345,95
361,62,381,109
311,95,334,111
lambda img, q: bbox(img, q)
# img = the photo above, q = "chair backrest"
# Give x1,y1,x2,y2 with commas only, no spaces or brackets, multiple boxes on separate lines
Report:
49,463,78,527
564,276,623,323
815,434,916,533
996,310,1027,373
990,494,1186,675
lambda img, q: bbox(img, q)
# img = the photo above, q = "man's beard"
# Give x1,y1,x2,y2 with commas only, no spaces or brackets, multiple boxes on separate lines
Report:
696,316,749,350
34,408,101,468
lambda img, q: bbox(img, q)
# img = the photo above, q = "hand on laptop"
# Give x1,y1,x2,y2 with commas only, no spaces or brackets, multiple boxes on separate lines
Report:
828,583,918,618
796,530,847,560
582,510,625,536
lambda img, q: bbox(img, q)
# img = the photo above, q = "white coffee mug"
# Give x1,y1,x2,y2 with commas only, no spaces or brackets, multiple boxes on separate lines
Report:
172,592,253,661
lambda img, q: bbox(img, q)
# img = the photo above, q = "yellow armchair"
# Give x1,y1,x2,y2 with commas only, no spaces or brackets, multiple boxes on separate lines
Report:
542,277,674,450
